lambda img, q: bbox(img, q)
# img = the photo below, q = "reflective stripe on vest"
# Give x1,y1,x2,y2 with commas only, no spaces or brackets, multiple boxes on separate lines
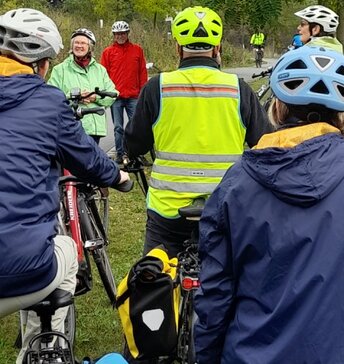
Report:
148,67,246,218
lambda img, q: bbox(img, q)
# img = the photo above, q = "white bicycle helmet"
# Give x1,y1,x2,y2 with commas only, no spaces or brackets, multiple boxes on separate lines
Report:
71,28,96,45
111,21,130,33
0,8,63,63
270,46,344,111
295,5,339,32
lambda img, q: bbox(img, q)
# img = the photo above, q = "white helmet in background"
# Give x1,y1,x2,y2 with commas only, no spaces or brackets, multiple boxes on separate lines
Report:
111,21,130,33
295,5,339,32
0,8,63,63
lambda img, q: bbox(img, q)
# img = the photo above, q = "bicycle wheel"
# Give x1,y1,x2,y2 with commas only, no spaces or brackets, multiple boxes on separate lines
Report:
94,191,109,235
64,303,76,347
79,197,116,305
92,246,117,304
177,291,197,364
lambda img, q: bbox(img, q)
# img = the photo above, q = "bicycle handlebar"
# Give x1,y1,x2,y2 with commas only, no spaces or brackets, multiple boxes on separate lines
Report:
59,175,134,192
122,155,145,173
68,87,118,120
69,87,118,102
94,87,118,99
75,106,105,119
252,66,273,79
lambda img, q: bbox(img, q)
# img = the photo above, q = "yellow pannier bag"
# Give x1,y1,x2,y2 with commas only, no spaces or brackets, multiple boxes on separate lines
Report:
116,247,180,360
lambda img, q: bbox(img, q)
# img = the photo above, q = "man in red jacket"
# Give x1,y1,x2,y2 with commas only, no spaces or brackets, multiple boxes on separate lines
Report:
101,21,148,164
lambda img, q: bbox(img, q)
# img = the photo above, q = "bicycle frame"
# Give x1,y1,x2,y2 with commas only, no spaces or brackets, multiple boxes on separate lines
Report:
62,169,93,296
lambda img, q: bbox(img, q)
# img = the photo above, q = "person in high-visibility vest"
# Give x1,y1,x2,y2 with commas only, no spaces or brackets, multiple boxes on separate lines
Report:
250,31,265,48
124,6,272,259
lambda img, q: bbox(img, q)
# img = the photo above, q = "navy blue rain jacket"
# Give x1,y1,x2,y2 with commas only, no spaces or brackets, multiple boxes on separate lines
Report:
0,73,120,298
195,126,344,364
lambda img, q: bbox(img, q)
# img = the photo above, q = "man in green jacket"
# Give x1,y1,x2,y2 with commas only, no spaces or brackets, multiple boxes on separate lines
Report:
49,28,118,143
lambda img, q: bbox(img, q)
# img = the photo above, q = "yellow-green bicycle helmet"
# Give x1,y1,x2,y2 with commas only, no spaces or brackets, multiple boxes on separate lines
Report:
172,6,222,48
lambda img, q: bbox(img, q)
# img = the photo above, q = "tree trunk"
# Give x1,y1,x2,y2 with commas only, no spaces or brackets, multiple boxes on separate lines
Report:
337,7,344,48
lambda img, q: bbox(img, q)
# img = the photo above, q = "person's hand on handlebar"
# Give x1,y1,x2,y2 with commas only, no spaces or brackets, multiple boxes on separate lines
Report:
119,170,130,184
81,90,96,104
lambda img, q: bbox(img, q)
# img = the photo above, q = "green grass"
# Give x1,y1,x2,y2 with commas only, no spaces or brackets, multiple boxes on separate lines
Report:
0,178,147,362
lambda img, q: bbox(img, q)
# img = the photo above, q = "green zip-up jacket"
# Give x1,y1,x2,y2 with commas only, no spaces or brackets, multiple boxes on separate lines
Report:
307,36,343,53
48,54,118,136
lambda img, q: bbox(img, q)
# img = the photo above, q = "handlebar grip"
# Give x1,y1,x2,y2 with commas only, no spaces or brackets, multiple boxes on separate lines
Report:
76,106,105,118
113,179,134,193
94,87,118,99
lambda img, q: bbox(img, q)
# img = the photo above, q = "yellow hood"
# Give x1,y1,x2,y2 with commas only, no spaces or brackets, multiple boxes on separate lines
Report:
0,56,34,76
255,123,340,149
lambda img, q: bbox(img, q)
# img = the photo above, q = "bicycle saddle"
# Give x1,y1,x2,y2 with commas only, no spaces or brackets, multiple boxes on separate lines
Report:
26,288,73,315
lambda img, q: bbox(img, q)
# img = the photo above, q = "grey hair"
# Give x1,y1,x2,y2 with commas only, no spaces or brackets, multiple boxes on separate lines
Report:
70,36,94,56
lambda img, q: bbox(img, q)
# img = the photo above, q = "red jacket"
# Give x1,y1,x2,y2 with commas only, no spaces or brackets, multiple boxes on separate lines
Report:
101,41,147,99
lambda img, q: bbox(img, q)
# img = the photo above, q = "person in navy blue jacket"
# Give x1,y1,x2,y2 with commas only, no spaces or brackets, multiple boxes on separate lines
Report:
0,8,129,362
195,46,344,364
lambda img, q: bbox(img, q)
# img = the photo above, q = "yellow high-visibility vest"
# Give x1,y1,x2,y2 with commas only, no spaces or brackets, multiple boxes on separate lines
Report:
250,33,265,46
148,66,246,217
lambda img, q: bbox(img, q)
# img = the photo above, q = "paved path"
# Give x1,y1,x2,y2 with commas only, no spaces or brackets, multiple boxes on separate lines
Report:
223,58,278,82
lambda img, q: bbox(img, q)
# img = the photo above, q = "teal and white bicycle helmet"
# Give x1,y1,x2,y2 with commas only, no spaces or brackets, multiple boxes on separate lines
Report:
71,28,96,45
0,8,63,63
270,46,344,111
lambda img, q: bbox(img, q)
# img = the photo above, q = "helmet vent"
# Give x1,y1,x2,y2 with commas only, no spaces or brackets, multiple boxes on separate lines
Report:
176,19,188,26
315,56,331,69
284,80,304,90
37,27,49,33
337,85,344,98
212,19,221,27
0,26,5,36
7,41,20,52
24,18,41,23
310,80,329,94
27,42,40,50
336,66,344,76
193,22,208,38
286,60,307,70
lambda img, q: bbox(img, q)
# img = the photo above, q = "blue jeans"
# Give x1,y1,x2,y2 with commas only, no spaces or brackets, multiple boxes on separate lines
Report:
111,98,137,158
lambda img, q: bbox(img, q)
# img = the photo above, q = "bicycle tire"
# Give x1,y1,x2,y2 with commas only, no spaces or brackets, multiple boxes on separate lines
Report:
79,197,116,305
64,303,76,347
94,192,109,234
92,246,117,304
178,291,197,364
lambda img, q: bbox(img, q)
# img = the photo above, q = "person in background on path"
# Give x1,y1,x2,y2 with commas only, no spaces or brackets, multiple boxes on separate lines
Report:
0,8,129,363
250,30,265,48
48,28,118,144
295,5,343,53
194,45,344,364
101,21,148,164
124,6,272,261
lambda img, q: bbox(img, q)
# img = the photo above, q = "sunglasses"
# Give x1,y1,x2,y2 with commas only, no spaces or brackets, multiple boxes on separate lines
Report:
114,32,128,36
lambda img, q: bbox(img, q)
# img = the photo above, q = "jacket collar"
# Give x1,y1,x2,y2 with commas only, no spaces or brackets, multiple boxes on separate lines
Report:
179,56,219,69
0,56,34,76
255,122,340,149
67,54,96,72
